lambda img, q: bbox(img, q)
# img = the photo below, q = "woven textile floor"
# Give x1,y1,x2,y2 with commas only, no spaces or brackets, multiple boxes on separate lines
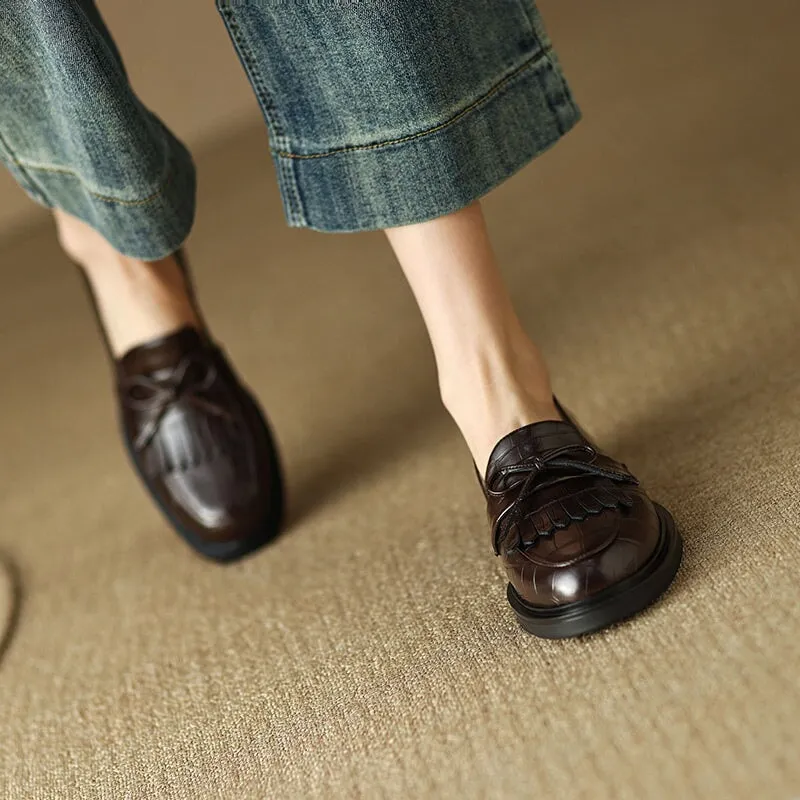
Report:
0,0,797,797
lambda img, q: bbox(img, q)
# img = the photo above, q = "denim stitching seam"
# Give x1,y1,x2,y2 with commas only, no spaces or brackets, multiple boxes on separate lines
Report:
515,0,549,51
535,51,579,137
274,45,553,161
218,5,306,226
0,131,48,202
9,158,176,207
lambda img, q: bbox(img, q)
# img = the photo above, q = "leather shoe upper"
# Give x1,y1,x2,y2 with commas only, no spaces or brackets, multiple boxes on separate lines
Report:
483,419,662,607
115,326,279,546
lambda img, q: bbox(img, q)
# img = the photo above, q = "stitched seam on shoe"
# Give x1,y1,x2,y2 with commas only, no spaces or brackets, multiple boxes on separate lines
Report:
274,45,553,160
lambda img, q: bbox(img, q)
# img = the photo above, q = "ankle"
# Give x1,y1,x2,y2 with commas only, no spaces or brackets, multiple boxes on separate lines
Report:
439,331,553,409
442,366,558,443
438,338,559,472
54,209,200,356
54,208,119,271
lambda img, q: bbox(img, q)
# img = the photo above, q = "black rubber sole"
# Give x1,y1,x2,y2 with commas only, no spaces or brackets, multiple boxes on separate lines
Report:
507,504,683,639
122,390,285,564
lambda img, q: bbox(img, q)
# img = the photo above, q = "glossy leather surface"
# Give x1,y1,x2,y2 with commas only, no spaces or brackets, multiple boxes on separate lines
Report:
483,418,662,608
80,250,283,557
115,327,279,545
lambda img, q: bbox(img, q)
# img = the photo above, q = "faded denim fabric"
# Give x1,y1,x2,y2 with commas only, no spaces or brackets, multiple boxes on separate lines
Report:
218,0,580,231
0,0,579,258
0,0,196,259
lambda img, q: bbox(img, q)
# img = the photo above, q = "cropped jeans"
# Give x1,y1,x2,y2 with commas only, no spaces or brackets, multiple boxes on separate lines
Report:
0,0,580,259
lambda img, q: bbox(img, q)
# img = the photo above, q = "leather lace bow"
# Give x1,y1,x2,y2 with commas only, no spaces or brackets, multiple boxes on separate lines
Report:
492,443,639,554
122,356,233,451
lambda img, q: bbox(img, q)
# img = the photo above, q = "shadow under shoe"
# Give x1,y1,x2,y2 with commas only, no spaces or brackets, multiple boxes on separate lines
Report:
0,553,20,663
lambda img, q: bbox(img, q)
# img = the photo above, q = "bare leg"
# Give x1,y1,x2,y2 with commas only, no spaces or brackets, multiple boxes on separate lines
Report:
385,201,559,474
53,209,199,356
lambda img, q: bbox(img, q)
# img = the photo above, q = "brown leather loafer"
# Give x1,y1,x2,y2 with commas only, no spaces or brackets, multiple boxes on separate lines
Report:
482,403,682,638
84,252,284,562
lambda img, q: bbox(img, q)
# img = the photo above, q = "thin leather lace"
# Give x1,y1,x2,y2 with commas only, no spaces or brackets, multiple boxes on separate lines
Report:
495,443,638,551
121,355,233,451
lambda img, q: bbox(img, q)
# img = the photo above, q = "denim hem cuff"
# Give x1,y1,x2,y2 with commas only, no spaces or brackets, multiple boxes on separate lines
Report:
273,47,581,232
13,141,197,261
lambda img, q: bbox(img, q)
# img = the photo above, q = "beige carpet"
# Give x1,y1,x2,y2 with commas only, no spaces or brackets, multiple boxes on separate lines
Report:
0,0,798,797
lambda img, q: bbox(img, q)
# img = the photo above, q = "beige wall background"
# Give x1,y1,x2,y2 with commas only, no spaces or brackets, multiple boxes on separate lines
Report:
0,0,262,238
